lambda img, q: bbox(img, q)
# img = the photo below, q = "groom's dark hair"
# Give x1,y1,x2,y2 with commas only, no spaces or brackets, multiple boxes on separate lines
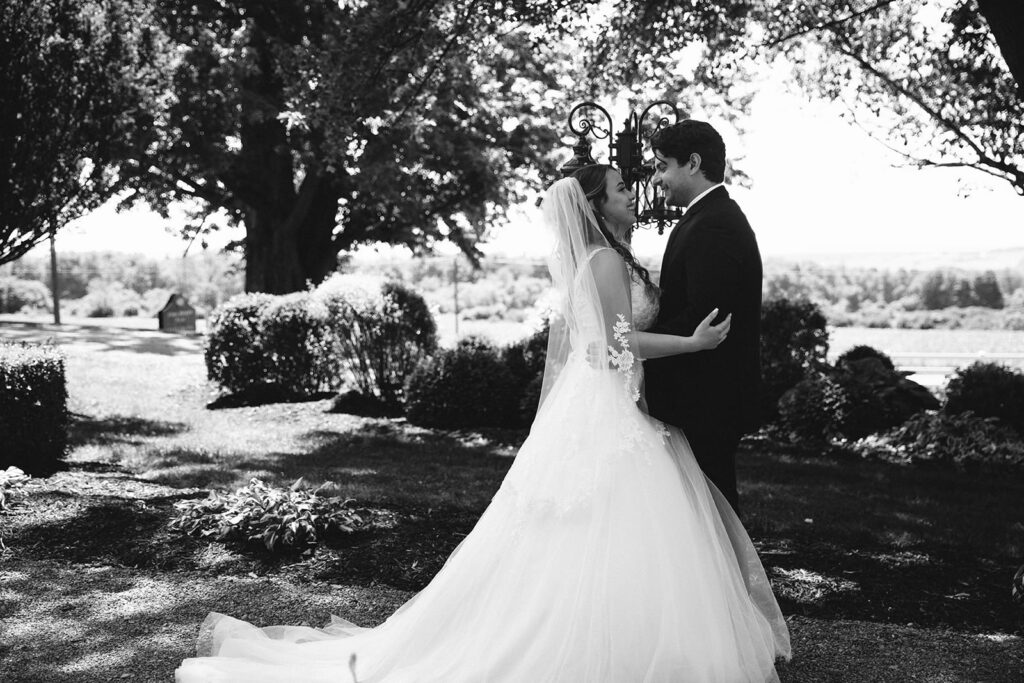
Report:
650,120,726,183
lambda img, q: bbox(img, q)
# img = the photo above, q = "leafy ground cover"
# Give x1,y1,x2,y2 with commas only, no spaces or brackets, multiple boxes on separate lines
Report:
1,320,1023,682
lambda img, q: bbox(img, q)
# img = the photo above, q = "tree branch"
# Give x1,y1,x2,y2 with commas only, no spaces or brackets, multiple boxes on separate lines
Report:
831,36,1024,191
764,0,898,48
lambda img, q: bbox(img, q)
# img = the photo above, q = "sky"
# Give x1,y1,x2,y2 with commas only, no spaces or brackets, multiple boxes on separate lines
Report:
37,77,1024,266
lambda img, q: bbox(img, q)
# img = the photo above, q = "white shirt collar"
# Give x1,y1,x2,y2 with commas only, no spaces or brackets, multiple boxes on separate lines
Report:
685,183,724,211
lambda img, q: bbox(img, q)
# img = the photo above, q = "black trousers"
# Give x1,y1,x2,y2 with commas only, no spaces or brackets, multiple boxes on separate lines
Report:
682,420,742,516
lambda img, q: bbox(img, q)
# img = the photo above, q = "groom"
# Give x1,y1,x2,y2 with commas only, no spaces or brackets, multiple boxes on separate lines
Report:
644,120,763,515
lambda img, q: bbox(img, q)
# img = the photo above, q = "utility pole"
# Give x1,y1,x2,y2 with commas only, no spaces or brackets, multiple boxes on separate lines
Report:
49,228,60,325
452,256,460,339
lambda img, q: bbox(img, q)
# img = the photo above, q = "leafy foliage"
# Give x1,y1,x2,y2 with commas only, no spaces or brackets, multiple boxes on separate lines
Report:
0,0,159,265
0,342,68,474
854,410,1024,470
502,319,550,422
315,274,438,408
833,350,940,440
836,344,896,372
259,294,335,397
760,298,830,420
405,338,521,429
204,293,277,395
120,1,574,292
0,277,50,314
170,478,369,555
0,466,31,513
944,361,1024,436
777,373,848,443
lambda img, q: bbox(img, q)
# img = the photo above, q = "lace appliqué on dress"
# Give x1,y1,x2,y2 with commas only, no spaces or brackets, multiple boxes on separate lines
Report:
608,314,640,402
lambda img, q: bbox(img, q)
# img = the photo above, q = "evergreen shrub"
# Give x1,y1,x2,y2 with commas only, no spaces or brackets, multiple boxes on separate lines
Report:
944,362,1024,436
204,293,277,394
404,338,519,428
0,342,68,473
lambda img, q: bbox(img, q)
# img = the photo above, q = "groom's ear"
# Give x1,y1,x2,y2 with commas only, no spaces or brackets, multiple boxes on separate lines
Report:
688,153,703,175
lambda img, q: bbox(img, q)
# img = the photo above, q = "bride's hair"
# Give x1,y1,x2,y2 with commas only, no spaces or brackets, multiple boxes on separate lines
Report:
571,164,657,292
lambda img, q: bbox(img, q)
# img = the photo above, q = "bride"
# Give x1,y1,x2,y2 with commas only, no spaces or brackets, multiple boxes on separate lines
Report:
176,167,792,682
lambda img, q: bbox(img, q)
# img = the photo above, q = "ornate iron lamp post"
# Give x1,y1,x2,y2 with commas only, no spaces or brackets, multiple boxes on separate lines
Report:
560,101,684,235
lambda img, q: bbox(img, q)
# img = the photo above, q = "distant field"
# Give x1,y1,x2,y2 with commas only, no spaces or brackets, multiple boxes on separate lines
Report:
829,326,1024,361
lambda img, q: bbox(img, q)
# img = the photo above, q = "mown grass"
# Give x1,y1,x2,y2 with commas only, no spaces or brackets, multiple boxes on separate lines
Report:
2,321,1023,682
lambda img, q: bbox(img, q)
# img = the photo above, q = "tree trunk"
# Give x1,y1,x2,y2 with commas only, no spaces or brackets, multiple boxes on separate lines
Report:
243,179,342,294
977,0,1024,96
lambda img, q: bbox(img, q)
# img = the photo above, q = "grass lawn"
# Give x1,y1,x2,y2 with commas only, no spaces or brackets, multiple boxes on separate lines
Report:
1,320,1023,682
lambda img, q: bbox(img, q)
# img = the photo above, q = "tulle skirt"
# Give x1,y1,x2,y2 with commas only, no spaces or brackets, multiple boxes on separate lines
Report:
176,355,791,682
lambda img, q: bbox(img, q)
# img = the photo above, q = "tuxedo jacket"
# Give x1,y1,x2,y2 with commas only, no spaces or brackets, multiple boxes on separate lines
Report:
643,186,763,435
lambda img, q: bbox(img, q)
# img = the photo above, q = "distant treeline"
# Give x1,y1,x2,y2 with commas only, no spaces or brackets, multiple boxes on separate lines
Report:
3,251,1023,330
0,251,244,317
761,261,1024,329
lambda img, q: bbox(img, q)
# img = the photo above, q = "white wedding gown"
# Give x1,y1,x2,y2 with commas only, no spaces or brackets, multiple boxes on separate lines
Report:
176,270,791,683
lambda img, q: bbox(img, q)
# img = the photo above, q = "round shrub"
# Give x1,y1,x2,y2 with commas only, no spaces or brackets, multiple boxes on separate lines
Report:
761,298,830,421
836,345,895,372
777,373,847,443
259,294,334,397
945,362,1024,437
833,350,940,440
204,293,277,394
315,275,437,408
404,340,520,429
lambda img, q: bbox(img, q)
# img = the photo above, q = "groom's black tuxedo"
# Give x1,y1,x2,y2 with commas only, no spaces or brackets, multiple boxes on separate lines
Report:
644,186,762,513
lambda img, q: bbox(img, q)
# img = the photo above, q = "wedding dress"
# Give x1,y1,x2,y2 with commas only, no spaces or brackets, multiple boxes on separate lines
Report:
176,178,791,682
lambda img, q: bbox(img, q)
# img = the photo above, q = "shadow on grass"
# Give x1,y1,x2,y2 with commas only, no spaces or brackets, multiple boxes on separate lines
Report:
69,414,191,448
0,321,203,356
4,495,204,571
205,388,336,410
736,438,1024,634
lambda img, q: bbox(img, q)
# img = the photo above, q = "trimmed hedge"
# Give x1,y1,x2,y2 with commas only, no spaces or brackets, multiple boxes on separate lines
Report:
259,293,334,397
404,338,520,429
0,342,68,473
204,293,277,395
945,362,1024,437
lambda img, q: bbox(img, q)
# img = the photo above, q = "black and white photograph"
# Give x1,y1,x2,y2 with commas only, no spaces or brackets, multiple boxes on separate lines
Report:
1,1,1022,681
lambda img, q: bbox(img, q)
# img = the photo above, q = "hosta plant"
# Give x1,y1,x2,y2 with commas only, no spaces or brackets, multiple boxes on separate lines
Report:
170,478,368,555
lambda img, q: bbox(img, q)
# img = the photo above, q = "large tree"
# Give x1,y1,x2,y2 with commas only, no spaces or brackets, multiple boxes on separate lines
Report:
123,1,580,293
590,0,1024,196
0,0,157,266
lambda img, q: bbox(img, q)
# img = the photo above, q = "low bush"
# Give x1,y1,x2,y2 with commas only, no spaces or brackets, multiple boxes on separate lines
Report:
259,294,334,397
404,338,520,429
315,275,437,408
853,411,1024,470
944,362,1024,437
833,348,940,440
0,277,49,313
836,345,896,372
503,321,550,424
776,373,847,443
169,478,369,555
0,342,68,474
204,293,277,394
